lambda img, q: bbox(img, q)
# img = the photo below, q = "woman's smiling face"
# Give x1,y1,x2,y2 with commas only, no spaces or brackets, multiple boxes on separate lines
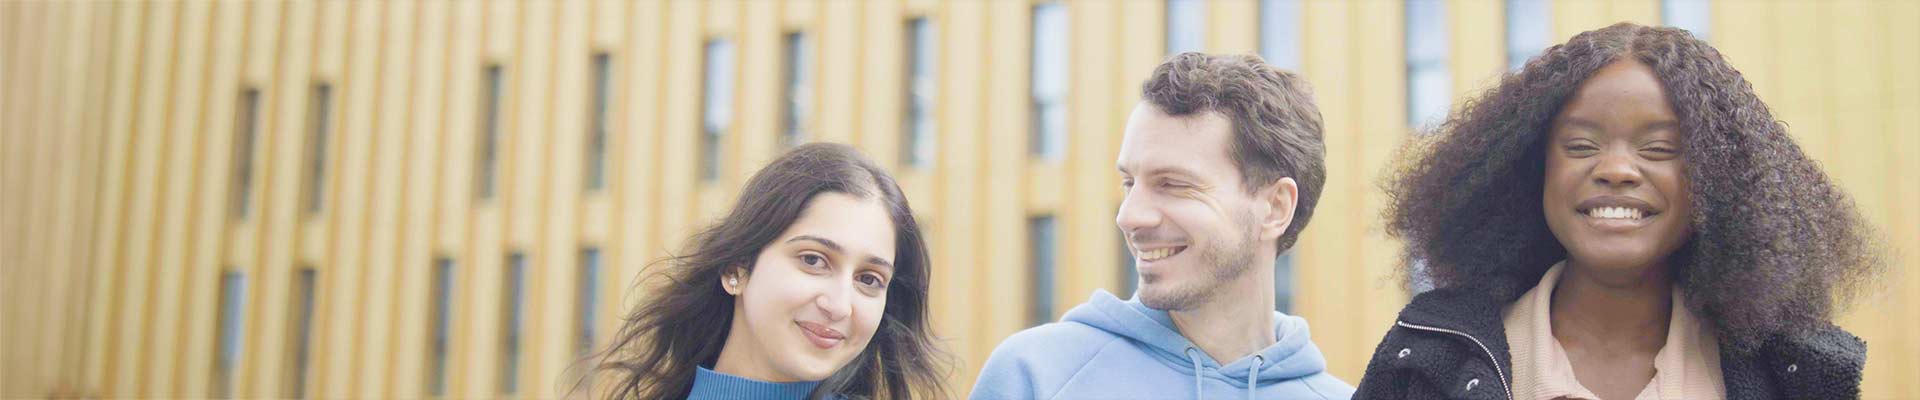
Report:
722,192,896,382
1542,58,1694,276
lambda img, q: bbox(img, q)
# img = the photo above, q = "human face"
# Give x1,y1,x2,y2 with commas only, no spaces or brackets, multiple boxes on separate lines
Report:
1115,103,1291,311
1542,59,1693,279
718,192,896,382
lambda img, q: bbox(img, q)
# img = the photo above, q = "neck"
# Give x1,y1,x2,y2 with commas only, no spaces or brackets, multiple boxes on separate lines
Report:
1168,260,1276,364
1549,259,1672,352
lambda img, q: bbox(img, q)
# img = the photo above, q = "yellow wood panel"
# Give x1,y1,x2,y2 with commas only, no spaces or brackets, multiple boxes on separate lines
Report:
1295,0,1359,381
1451,0,1503,97
858,0,906,167
144,1,212,393
1063,0,1124,331
981,0,1032,353
175,1,250,397
1209,0,1258,55
356,1,421,397
4,3,48,397
1886,3,1920,398
114,3,180,396
935,1,988,388
653,0,703,287
235,0,302,396
612,0,663,325
815,0,861,147
430,2,483,398
1352,0,1413,383
390,1,452,397
531,0,591,396
58,2,112,393
7,2,1916,399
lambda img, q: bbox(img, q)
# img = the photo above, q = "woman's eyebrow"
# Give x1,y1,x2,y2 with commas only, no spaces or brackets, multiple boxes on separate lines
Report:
790,235,894,270
786,235,844,254
1556,116,1605,133
865,256,894,272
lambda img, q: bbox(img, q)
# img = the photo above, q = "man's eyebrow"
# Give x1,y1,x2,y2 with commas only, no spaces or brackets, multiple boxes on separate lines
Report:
1118,164,1201,177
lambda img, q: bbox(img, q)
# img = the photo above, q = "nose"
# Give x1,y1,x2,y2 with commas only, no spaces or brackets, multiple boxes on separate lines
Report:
1115,192,1161,235
1592,150,1643,188
815,281,851,322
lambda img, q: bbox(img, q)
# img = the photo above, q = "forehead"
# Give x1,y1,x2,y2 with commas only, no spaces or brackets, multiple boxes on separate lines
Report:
1557,59,1678,129
779,192,896,264
1117,103,1240,180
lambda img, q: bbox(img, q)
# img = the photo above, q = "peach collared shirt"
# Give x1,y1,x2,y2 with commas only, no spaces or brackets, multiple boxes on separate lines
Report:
1501,262,1726,400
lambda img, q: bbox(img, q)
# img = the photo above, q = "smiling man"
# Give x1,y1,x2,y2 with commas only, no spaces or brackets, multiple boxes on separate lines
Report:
969,52,1352,399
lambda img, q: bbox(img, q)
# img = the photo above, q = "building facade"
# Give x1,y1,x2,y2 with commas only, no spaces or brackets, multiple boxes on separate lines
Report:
3,0,1915,398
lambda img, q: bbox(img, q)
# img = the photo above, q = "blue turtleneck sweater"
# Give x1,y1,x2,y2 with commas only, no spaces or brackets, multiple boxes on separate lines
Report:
687,366,822,400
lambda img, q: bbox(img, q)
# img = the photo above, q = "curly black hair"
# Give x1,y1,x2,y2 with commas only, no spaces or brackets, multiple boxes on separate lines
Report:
1382,22,1886,353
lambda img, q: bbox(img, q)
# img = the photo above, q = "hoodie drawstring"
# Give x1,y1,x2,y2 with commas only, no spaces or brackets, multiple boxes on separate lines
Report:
1185,347,1203,399
1186,349,1268,400
1247,354,1265,400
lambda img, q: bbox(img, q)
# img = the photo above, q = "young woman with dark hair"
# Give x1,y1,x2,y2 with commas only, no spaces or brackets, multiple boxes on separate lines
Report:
587,143,951,399
1356,23,1885,399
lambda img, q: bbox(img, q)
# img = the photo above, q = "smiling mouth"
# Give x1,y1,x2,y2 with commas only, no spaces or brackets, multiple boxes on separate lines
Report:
1583,206,1650,220
1574,195,1661,224
796,321,845,349
1136,246,1188,262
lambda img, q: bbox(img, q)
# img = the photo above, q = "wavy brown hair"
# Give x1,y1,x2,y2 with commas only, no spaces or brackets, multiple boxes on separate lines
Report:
579,143,952,399
1383,23,1885,353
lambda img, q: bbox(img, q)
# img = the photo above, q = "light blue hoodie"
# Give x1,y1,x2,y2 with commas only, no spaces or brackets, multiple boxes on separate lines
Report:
969,290,1354,400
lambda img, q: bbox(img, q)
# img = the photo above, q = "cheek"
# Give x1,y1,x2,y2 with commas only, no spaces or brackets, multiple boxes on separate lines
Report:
1163,202,1222,233
1657,165,1690,207
1654,166,1694,231
848,297,888,345
1541,160,1579,207
742,265,816,319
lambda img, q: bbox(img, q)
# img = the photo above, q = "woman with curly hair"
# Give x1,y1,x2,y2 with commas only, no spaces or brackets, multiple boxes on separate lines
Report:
1354,23,1884,399
584,143,952,399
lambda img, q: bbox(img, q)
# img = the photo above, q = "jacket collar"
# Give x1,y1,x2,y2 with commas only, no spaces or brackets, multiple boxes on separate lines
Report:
1399,283,1866,400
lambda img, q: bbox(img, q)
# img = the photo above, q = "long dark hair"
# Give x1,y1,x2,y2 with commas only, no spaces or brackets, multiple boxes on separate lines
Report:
586,143,952,399
1383,23,1886,353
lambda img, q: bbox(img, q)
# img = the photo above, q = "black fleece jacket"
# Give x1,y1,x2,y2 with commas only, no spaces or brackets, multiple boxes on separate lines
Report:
1353,285,1866,400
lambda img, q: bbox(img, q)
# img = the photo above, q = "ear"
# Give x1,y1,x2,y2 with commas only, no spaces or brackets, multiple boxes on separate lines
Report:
720,266,749,295
1258,177,1299,243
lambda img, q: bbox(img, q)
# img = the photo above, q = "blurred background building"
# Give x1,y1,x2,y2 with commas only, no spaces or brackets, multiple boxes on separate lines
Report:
2,0,1915,398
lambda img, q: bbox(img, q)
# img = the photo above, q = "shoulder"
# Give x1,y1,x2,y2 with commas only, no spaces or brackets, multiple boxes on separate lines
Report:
970,322,1130,399
983,321,1125,365
1722,323,1866,399
1356,286,1513,399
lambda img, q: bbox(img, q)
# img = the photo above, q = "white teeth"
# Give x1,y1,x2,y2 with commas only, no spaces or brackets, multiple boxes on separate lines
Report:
1137,247,1181,261
1587,206,1645,220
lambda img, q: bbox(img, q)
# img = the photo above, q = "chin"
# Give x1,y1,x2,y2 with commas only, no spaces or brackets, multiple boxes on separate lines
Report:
1568,247,1664,272
1136,282,1196,311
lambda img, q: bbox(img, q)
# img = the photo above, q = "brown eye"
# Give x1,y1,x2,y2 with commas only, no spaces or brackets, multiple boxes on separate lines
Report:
856,273,888,289
1640,145,1681,160
799,254,828,269
1564,143,1600,157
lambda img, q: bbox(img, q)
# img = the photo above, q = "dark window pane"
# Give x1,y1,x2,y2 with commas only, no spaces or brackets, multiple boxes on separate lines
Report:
1029,216,1058,325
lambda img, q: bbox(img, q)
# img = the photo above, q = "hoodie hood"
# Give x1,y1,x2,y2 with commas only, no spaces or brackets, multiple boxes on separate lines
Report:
1061,289,1332,386
967,289,1354,399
